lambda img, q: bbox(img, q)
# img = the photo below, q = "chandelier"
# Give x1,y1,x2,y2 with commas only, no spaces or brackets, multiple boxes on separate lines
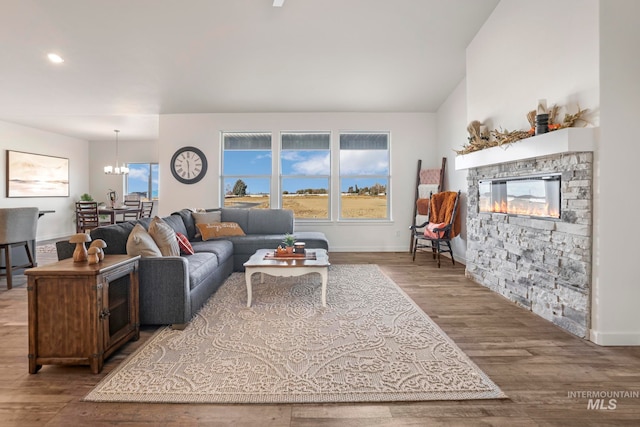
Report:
104,129,129,175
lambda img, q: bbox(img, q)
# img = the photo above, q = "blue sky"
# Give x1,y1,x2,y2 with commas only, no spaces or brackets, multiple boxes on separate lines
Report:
223,150,389,194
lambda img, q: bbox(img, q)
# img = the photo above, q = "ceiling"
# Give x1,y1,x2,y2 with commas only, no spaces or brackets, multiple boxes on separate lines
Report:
0,0,499,141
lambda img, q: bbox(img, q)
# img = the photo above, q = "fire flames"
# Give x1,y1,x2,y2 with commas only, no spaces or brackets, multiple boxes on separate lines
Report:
480,199,559,218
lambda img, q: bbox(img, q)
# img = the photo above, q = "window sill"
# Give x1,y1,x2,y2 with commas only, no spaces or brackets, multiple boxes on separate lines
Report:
336,220,394,225
294,219,394,226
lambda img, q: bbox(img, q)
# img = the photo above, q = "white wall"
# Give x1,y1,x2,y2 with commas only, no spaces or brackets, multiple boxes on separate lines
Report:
591,0,640,345
0,120,89,241
159,112,435,252
467,0,599,130
435,78,469,263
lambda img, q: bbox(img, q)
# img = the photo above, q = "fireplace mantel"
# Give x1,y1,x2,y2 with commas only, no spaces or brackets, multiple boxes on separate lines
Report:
455,127,596,170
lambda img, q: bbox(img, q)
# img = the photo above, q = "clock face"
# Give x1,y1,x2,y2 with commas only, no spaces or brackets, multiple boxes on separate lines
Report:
170,146,208,184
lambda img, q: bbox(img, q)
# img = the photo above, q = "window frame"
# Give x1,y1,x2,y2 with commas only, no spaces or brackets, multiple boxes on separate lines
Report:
280,131,332,221
338,131,391,221
220,131,273,209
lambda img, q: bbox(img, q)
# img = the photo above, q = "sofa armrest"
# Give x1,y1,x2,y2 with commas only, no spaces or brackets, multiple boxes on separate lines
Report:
138,257,191,325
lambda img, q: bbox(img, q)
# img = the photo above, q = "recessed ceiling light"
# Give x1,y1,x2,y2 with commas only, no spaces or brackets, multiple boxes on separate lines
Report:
273,0,285,7
47,53,64,64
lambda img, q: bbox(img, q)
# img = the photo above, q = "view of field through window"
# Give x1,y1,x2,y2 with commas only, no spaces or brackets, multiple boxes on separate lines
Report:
222,132,389,220
224,194,388,219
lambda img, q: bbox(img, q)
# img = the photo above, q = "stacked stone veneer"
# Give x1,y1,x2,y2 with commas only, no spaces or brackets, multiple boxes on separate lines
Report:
466,152,593,338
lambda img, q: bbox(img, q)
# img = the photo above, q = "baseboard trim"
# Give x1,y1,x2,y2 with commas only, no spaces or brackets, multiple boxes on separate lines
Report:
589,329,640,346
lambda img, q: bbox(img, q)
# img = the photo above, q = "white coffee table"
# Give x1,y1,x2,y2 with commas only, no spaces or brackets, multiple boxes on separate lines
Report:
243,249,330,307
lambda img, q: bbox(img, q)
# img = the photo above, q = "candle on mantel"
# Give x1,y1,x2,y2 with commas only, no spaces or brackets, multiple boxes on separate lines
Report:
537,99,547,115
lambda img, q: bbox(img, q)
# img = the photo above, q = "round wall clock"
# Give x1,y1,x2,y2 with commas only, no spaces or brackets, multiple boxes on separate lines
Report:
170,146,208,184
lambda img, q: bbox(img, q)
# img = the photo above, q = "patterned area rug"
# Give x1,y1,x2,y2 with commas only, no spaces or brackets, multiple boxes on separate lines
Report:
85,265,505,403
36,243,57,254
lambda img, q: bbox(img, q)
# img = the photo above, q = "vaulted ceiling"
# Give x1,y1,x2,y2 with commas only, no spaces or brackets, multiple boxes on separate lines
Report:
0,0,499,141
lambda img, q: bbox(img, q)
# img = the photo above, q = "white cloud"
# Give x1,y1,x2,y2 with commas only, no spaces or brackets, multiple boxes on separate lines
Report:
281,151,304,161
292,153,330,175
255,153,272,161
340,151,388,175
128,168,148,180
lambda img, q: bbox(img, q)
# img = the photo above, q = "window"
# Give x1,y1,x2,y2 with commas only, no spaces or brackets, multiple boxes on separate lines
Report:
222,132,272,208
339,132,390,220
281,132,331,219
126,163,158,200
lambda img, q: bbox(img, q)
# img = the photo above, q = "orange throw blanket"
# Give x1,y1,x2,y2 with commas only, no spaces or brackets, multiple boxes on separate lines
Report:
428,191,461,238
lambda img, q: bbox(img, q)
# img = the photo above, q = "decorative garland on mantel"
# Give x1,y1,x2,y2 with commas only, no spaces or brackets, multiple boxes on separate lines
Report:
456,105,589,155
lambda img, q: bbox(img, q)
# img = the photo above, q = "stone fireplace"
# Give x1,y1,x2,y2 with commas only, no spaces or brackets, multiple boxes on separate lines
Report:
458,129,595,338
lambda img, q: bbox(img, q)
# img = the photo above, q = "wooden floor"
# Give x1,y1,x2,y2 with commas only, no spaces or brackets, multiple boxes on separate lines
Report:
1,246,639,426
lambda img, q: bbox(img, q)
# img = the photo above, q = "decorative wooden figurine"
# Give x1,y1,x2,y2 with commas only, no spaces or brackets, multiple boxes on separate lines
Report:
69,233,91,262
87,247,100,264
89,239,107,261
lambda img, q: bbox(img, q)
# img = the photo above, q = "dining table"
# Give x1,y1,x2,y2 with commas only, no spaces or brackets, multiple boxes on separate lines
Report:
98,206,141,224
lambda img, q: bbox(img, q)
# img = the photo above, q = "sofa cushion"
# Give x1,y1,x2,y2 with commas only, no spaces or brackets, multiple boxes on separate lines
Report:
184,252,219,290
220,208,250,233
137,217,153,230
126,223,162,257
190,239,234,262
225,232,329,255
292,231,330,251
90,221,137,255
176,232,195,255
171,209,197,240
222,234,292,255
197,222,245,240
149,217,180,256
248,209,293,234
163,214,189,236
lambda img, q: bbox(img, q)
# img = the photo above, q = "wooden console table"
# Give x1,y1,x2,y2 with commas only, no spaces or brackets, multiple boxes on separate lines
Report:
25,255,140,374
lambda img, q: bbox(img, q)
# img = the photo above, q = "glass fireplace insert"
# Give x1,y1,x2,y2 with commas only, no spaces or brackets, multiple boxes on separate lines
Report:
478,174,561,219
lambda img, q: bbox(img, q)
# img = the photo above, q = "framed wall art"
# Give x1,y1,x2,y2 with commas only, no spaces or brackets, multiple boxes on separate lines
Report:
6,150,69,197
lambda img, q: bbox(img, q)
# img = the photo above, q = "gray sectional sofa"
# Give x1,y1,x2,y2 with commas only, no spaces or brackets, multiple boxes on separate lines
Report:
56,208,329,328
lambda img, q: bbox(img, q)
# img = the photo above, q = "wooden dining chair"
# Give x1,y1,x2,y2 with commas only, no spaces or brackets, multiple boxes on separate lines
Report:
0,207,39,289
76,202,108,233
118,199,141,223
140,201,154,219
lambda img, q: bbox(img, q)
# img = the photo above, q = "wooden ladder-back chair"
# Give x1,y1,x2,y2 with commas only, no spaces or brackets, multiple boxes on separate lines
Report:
0,207,39,289
118,199,141,223
410,190,461,267
76,201,109,233
139,201,154,219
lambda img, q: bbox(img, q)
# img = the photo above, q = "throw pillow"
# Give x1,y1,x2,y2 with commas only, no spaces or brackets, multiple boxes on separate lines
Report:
176,232,195,255
148,216,180,256
197,222,245,240
192,210,222,224
192,211,222,238
126,223,162,257
424,222,447,239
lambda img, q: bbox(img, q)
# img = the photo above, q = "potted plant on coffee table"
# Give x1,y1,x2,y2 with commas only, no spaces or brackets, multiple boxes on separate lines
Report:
282,233,296,253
